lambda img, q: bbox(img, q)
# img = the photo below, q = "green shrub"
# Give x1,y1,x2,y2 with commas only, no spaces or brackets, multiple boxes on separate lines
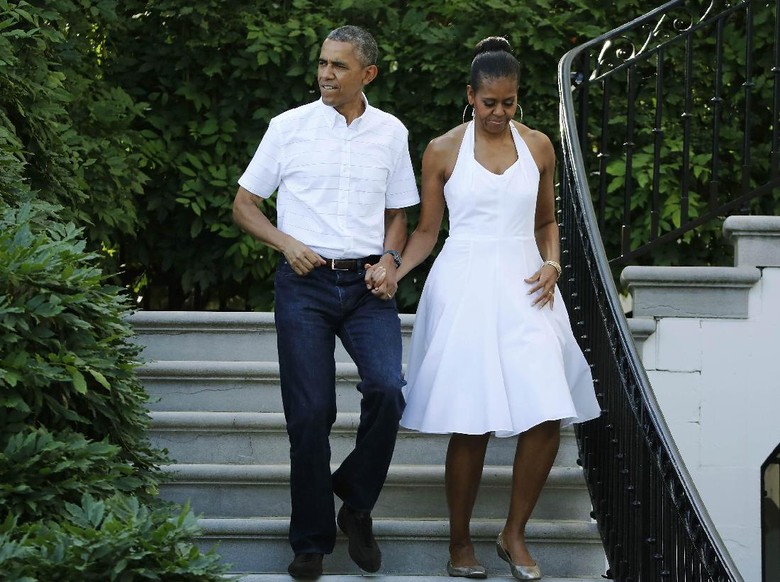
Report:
0,202,228,580
0,494,225,581
0,203,161,474
0,428,142,523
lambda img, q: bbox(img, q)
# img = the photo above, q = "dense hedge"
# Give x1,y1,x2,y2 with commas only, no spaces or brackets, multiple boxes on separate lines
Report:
99,0,650,311
0,204,160,474
0,4,225,575
0,493,221,580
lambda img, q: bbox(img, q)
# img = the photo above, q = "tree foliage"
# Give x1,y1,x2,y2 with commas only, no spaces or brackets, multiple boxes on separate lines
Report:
0,0,149,256
99,0,649,311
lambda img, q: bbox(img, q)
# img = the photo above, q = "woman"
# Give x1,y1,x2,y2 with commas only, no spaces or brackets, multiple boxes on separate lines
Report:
369,37,600,579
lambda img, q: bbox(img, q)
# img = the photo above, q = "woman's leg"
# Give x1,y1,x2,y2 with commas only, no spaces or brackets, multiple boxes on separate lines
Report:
501,420,561,566
446,432,490,566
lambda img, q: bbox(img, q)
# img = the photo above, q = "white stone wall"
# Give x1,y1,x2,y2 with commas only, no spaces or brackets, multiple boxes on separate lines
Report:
635,267,780,582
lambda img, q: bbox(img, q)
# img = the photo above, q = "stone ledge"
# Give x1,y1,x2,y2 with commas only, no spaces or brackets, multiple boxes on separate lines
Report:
627,317,657,342
197,516,600,539
159,462,585,488
620,266,760,318
138,360,357,379
723,215,780,267
128,310,416,331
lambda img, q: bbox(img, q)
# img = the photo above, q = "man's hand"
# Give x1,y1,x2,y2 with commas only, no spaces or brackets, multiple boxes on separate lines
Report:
233,187,325,276
281,239,325,275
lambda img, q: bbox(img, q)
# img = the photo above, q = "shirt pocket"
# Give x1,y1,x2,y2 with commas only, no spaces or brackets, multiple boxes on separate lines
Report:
356,166,389,205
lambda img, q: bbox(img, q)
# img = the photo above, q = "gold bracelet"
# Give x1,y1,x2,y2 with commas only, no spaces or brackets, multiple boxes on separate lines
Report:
543,260,562,279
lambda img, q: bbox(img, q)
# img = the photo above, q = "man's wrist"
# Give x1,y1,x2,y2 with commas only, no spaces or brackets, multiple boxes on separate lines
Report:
383,249,402,268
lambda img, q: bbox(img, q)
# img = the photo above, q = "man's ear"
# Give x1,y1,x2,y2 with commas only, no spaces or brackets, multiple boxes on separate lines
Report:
362,64,379,86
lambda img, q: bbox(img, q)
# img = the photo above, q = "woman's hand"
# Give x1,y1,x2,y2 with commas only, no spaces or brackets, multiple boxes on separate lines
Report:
365,262,397,301
524,263,559,309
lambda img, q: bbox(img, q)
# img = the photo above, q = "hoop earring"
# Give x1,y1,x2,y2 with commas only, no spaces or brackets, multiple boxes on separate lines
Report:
517,104,524,122
462,103,474,124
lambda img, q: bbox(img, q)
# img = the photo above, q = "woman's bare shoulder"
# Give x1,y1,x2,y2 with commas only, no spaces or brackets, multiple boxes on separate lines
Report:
513,121,555,158
428,123,467,152
513,121,551,145
424,123,467,169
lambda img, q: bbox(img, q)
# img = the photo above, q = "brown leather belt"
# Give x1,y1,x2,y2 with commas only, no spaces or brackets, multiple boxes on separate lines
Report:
323,255,382,271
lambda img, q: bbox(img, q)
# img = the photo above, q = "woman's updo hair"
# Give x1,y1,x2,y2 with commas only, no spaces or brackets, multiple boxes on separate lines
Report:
470,36,521,92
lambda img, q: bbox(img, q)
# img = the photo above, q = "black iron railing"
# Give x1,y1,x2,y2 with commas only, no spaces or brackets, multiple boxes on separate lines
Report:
762,445,780,582
565,0,779,268
555,0,780,579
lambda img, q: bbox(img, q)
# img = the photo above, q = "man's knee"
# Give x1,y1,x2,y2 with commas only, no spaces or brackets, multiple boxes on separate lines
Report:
358,373,405,416
286,400,336,440
359,368,403,395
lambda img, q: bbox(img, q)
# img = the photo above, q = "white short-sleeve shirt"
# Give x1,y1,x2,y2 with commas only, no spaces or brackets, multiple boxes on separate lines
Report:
238,96,419,259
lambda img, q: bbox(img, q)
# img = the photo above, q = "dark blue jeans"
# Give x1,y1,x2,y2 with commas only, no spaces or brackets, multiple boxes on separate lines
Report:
274,259,405,555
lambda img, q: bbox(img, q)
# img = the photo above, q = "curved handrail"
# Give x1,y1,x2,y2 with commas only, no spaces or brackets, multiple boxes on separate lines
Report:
557,1,746,579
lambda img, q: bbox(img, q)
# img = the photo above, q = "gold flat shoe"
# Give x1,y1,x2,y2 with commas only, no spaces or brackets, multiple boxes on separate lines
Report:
496,532,542,580
446,560,487,579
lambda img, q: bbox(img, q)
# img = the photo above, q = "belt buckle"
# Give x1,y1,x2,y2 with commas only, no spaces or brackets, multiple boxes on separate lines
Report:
330,259,351,271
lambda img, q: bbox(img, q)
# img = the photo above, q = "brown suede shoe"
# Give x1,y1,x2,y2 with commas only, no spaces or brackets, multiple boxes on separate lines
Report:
287,553,323,579
337,504,381,572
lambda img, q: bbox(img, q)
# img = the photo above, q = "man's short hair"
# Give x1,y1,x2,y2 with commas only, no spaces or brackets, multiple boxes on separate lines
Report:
326,25,378,67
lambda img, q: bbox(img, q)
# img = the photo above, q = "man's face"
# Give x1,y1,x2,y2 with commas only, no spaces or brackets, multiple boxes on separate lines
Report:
317,39,373,112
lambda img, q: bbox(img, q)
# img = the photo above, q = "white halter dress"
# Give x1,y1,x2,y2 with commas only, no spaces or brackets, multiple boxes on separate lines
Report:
400,121,601,437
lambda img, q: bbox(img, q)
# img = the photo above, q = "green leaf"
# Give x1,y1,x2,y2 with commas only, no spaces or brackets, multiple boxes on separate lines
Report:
68,367,87,394
87,369,110,390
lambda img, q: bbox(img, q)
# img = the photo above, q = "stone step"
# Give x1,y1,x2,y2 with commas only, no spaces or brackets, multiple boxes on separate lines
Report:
197,517,605,577
160,463,592,521
141,361,366,413
148,412,581,467
130,310,653,364
621,265,760,319
235,577,602,581
129,311,415,363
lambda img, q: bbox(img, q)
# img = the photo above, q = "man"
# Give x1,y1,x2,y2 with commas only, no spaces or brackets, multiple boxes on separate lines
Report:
232,25,419,579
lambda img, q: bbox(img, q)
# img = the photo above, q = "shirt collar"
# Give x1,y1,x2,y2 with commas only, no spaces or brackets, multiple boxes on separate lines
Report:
318,93,371,128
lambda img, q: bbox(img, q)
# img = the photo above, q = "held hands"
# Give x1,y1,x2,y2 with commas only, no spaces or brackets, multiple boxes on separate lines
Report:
364,259,397,301
525,262,560,309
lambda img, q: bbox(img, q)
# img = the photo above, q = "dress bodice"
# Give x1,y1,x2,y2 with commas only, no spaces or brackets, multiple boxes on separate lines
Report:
443,121,540,241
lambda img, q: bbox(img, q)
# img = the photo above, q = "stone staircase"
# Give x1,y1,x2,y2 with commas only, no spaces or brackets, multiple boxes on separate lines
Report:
131,311,608,580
